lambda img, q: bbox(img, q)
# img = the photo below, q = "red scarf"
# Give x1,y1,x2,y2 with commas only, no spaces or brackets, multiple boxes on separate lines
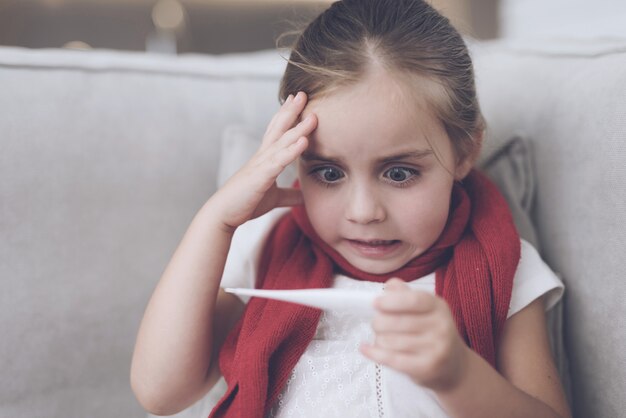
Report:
210,169,520,418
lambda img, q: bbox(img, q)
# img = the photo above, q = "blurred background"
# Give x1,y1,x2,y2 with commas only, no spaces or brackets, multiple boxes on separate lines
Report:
0,0,500,55
1,0,625,55
4,0,624,56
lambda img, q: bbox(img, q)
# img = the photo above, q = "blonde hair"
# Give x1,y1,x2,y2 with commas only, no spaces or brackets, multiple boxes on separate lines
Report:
278,0,484,162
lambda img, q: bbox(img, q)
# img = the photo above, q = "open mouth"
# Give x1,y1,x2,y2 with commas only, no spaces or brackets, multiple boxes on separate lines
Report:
346,239,401,258
350,239,398,246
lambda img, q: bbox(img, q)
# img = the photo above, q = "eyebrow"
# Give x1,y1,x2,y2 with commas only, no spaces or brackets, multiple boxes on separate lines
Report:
301,149,434,164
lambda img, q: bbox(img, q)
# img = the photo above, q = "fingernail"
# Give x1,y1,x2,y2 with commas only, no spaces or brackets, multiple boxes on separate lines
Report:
294,92,304,103
286,94,293,103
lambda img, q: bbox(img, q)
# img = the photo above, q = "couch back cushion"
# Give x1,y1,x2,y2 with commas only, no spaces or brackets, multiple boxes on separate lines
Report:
0,46,285,417
472,39,626,417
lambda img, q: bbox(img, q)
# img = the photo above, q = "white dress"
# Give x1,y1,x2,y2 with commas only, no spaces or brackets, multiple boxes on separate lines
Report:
152,208,564,418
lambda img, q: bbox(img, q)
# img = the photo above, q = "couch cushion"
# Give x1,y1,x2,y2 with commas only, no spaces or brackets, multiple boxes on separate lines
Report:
0,46,285,418
471,38,626,417
500,0,626,40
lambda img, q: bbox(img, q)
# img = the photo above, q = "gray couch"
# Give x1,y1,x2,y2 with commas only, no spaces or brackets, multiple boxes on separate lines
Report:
1,39,624,417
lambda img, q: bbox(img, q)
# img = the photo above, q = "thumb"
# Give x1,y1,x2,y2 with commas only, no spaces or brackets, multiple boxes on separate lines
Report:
275,187,304,207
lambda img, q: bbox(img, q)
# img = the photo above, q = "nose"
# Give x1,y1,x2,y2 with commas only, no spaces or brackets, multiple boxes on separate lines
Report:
344,182,386,224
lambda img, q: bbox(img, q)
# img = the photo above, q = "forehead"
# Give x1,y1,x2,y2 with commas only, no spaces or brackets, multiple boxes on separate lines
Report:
301,70,450,157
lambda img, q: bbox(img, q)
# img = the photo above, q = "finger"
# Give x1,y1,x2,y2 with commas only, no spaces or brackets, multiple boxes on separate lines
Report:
262,94,292,143
263,91,308,145
261,136,308,178
259,103,313,156
274,187,304,207
254,113,314,179
359,343,423,375
373,333,431,353
371,311,435,334
273,113,317,150
252,113,312,167
375,287,437,314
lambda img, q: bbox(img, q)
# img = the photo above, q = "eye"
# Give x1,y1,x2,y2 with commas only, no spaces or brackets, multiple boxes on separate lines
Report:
383,167,418,184
311,166,345,184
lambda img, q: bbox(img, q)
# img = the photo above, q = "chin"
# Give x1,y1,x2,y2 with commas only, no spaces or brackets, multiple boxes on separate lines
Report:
349,259,402,275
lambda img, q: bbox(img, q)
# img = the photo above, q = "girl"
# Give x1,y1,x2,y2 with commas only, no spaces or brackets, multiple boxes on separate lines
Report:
131,1,571,417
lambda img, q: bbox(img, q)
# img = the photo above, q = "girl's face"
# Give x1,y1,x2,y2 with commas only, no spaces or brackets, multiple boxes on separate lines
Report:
298,71,469,275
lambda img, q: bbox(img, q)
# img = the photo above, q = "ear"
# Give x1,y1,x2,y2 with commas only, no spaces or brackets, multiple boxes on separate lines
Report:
454,157,473,180
454,130,483,180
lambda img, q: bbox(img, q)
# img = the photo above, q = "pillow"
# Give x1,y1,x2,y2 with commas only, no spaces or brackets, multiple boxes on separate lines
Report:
480,136,540,250
480,135,571,402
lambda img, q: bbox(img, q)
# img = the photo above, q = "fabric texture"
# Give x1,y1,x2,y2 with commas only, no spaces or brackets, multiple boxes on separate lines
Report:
480,136,571,400
481,136,539,249
472,40,626,417
210,170,520,418
0,46,286,418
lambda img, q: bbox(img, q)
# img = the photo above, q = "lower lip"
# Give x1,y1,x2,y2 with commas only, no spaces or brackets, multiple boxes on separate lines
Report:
346,239,401,259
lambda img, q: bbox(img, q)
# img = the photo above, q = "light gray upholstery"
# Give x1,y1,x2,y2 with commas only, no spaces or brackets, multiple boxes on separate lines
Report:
0,47,285,418
1,39,624,417
473,39,626,418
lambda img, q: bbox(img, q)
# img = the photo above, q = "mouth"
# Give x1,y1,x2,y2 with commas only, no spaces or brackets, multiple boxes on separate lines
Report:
350,239,398,246
346,239,401,258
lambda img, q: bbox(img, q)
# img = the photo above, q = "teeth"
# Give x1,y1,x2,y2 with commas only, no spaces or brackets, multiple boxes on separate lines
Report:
358,240,393,245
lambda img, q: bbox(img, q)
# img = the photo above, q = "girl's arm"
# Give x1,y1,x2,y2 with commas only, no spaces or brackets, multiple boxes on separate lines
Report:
130,92,317,415
434,297,571,418
361,279,571,418
130,206,241,415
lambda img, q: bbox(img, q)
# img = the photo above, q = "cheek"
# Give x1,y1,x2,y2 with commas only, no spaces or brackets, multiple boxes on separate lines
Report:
401,183,452,236
301,188,320,218
402,201,448,234
299,183,339,231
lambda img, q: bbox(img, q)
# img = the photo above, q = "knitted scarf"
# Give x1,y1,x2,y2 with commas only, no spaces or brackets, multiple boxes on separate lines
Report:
210,169,520,418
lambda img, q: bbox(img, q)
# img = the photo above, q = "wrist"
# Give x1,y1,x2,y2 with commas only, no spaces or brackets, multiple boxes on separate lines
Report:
427,343,473,394
198,198,239,236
